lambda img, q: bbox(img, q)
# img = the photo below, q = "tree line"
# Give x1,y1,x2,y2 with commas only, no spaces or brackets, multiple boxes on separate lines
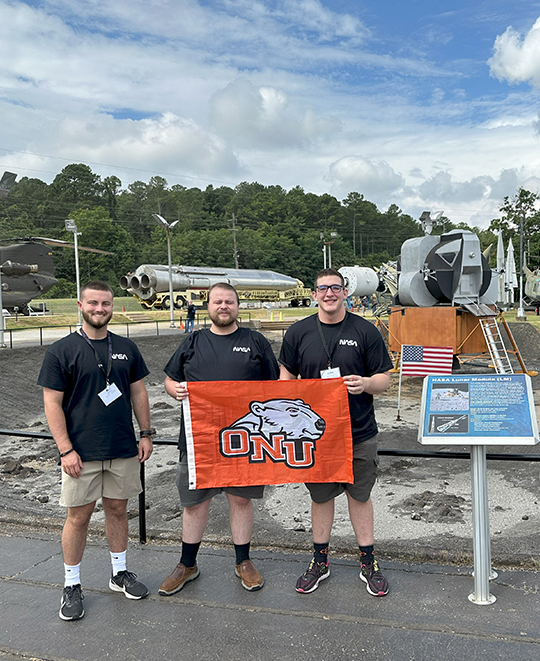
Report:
1,163,538,297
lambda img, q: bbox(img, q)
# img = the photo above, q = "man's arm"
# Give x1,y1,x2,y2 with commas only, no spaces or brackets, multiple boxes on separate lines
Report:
342,371,390,395
43,387,84,478
279,364,298,380
165,375,188,401
130,379,153,462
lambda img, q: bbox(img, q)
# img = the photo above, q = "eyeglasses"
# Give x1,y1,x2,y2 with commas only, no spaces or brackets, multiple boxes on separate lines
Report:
315,284,344,293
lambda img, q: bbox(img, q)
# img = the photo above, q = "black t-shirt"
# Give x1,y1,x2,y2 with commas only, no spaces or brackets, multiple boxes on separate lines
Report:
279,313,392,443
164,326,279,451
37,332,150,462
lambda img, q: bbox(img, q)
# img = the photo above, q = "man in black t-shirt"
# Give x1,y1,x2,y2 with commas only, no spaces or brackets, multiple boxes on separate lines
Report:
158,283,279,596
280,268,392,597
38,281,153,621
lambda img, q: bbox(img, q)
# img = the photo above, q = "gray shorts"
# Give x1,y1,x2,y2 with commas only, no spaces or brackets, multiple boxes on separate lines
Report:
306,435,379,504
176,451,265,508
60,456,141,508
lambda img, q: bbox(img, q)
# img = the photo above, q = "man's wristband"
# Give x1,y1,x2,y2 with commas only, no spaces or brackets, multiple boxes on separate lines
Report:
60,448,74,458
139,428,156,438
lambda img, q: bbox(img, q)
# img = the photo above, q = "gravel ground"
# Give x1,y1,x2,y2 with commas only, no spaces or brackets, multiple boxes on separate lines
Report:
2,325,540,569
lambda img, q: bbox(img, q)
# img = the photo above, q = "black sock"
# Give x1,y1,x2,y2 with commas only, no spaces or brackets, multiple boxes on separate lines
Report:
234,542,250,565
359,544,374,565
313,542,329,564
180,542,201,568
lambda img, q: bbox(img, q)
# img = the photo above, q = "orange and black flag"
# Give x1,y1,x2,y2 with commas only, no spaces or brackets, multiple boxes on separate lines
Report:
182,378,353,489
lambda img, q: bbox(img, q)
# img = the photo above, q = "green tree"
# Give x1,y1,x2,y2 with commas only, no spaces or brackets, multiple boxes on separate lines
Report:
47,164,104,221
489,188,540,267
52,207,136,295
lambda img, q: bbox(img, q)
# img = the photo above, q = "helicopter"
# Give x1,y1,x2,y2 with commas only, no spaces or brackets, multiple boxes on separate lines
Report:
0,238,113,315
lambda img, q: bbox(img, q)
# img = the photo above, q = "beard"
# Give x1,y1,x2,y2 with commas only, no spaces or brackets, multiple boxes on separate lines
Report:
209,308,237,328
82,308,113,329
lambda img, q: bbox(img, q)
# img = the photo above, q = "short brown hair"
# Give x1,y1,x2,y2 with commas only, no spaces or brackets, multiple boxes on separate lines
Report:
80,281,114,299
208,282,240,304
313,268,345,290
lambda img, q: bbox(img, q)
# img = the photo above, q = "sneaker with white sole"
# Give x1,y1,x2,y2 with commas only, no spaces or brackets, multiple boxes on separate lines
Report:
360,560,389,596
295,558,330,594
59,584,84,621
109,570,149,599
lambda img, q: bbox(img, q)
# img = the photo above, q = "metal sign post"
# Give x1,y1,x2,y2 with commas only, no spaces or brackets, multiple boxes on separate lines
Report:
469,445,496,604
419,374,539,605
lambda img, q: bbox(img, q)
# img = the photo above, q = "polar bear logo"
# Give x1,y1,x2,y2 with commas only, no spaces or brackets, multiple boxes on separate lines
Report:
229,398,326,441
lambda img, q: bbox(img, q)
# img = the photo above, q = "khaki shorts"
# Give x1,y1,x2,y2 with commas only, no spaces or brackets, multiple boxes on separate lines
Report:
306,435,379,504
176,451,264,508
59,456,142,508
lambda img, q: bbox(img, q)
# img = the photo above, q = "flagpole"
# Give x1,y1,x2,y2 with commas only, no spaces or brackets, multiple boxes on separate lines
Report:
396,346,403,421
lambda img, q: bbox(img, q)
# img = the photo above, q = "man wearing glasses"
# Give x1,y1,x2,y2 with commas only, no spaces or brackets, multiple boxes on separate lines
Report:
279,268,392,597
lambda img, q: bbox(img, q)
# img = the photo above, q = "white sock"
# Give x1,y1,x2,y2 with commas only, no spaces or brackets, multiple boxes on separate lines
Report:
111,550,127,576
64,563,81,587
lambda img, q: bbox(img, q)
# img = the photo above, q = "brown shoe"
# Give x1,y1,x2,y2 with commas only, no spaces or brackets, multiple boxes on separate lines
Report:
235,559,264,591
158,563,200,596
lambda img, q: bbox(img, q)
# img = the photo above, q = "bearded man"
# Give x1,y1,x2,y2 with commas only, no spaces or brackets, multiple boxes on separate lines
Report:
158,282,278,596
38,281,153,621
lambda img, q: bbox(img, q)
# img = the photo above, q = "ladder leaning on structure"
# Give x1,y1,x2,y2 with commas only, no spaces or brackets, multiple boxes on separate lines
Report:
478,313,533,376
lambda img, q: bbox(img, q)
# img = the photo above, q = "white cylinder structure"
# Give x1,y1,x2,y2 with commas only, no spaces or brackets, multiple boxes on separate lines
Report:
338,266,379,297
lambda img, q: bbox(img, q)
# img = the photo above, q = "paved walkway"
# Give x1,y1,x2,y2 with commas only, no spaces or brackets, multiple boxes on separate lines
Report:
1,531,539,660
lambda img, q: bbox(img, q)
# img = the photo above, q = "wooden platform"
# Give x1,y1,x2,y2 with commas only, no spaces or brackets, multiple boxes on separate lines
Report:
387,306,488,354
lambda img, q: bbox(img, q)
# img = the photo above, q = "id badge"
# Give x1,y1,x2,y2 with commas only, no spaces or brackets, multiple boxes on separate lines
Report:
98,382,122,406
320,367,341,379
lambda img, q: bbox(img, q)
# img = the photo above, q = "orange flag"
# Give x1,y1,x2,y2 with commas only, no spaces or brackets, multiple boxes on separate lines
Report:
183,378,353,489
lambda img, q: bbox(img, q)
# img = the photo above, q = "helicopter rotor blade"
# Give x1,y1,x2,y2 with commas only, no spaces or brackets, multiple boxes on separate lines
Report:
3,237,114,255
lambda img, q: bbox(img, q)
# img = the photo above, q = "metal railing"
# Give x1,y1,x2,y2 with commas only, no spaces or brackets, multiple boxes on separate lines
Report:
2,428,540,544
0,313,253,349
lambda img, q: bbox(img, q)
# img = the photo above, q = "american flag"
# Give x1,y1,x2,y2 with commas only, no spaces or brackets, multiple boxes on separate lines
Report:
401,345,453,376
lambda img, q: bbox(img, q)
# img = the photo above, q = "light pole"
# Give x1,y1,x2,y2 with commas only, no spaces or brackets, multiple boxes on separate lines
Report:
65,219,82,328
320,231,338,268
152,214,179,328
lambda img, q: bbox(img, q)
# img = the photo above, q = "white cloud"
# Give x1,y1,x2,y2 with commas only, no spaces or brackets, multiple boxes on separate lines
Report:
488,17,540,87
208,79,341,149
55,112,245,178
419,171,492,203
328,155,404,200
3,1,540,233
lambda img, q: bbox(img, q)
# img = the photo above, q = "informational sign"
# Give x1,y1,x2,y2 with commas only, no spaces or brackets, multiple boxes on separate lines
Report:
419,374,539,445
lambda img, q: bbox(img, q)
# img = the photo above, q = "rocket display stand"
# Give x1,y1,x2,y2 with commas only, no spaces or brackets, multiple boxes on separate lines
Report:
419,374,539,605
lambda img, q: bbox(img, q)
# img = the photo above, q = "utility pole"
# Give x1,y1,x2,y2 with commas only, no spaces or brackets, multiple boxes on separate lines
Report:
353,214,356,257
517,209,526,320
229,213,239,269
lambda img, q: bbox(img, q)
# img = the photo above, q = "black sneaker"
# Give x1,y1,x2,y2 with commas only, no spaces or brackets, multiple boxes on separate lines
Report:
59,584,84,621
109,570,149,600
360,560,389,596
295,558,330,593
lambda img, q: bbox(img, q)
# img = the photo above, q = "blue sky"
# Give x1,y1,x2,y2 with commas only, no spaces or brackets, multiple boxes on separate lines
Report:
2,0,540,227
